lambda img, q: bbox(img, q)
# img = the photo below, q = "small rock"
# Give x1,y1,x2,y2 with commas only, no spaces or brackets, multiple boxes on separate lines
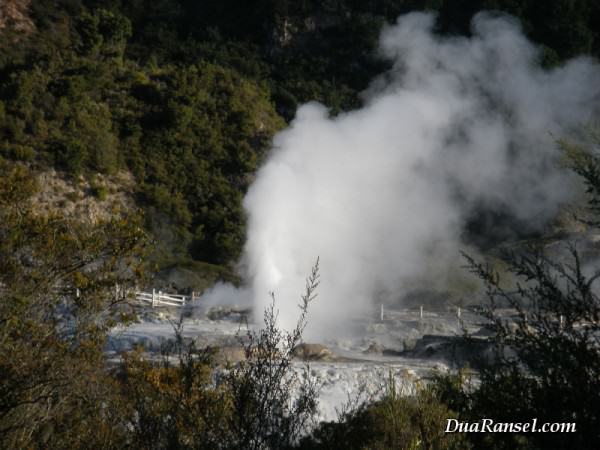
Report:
292,343,335,361
363,342,384,354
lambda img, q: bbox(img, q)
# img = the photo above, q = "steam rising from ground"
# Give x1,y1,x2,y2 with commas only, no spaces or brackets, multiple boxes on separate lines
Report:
203,12,600,337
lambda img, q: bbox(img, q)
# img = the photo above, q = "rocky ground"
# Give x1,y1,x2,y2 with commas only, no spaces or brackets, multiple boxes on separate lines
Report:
105,224,600,421
108,302,492,421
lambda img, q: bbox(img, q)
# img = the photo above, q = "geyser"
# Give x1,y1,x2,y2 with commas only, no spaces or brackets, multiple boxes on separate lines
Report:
203,12,600,338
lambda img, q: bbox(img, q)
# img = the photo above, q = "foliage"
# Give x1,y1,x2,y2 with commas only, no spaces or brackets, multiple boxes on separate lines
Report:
450,246,600,450
0,165,322,448
0,16,283,266
222,258,321,449
2,0,599,271
120,340,231,449
435,135,600,450
0,162,147,449
118,259,321,450
300,372,470,450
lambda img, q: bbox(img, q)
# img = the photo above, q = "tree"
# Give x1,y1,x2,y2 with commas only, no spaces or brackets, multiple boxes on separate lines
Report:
119,258,321,449
440,133,600,450
300,372,471,450
222,259,321,450
0,162,147,449
459,246,600,450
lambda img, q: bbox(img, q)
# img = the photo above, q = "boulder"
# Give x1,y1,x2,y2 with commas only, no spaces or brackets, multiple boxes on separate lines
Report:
292,343,335,361
363,342,384,355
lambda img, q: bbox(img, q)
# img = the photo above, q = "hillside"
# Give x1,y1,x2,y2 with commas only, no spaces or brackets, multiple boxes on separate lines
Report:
0,0,599,287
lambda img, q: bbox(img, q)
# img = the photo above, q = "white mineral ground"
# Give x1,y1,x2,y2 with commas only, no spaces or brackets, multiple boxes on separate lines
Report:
108,303,485,422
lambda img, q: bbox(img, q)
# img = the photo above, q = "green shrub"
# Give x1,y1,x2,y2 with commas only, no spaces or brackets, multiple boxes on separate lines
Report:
301,372,470,450
0,162,147,449
93,184,108,201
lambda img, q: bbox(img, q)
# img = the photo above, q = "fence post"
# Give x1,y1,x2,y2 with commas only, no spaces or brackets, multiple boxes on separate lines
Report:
559,315,564,331
152,288,156,308
457,306,461,319
380,304,384,322
420,305,423,320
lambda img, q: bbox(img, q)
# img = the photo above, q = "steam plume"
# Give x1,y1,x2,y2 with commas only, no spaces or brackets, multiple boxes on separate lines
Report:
207,12,600,337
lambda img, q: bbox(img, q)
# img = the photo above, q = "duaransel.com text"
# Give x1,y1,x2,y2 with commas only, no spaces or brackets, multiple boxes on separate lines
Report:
445,418,576,433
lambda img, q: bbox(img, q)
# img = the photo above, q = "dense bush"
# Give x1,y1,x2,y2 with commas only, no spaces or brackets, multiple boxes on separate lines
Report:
300,373,470,450
0,162,147,449
453,247,600,450
2,0,598,271
422,134,600,450
0,7,284,267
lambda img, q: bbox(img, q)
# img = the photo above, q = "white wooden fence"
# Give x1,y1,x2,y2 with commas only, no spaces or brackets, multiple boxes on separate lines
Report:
135,289,196,308
1,282,194,309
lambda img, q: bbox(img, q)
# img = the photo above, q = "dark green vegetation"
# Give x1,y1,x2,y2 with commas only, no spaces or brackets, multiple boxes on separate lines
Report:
299,372,472,450
1,1,285,270
0,162,147,448
1,0,599,274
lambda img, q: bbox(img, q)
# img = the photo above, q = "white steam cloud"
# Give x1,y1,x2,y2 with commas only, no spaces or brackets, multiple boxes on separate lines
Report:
208,12,600,337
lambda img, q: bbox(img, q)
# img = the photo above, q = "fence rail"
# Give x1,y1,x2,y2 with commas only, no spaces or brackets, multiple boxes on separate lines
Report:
135,289,195,308
0,282,194,308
